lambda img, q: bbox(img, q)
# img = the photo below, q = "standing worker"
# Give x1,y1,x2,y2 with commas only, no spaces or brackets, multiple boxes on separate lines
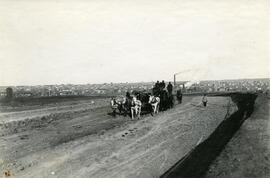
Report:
202,94,208,107
176,89,183,104
160,80,166,90
154,81,160,90
153,81,160,96
167,82,174,108
167,82,173,95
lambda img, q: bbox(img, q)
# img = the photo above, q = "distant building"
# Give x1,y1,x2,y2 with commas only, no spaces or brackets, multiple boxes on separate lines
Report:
218,88,226,92
18,92,33,97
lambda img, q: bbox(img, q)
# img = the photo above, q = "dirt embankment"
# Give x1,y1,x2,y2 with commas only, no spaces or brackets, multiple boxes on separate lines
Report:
205,94,269,178
0,95,111,109
161,93,259,178
0,98,110,136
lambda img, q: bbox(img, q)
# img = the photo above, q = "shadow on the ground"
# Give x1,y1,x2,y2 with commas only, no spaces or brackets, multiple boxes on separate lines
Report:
161,93,258,178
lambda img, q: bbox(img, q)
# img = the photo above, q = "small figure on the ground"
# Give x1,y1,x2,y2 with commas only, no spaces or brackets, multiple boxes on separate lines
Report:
202,94,208,107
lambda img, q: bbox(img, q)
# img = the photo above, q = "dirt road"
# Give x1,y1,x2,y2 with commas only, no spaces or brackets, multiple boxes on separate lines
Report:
0,96,236,178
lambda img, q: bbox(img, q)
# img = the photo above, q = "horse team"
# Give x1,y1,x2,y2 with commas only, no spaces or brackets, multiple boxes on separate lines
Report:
110,89,173,120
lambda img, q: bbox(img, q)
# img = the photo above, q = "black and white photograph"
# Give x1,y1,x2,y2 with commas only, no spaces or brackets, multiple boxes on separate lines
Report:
0,0,269,178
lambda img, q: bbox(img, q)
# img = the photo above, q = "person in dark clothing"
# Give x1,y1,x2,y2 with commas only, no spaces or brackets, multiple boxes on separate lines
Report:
177,89,183,104
202,94,208,107
168,94,174,108
154,81,160,89
123,92,132,116
126,92,131,99
160,80,166,90
159,90,166,111
153,81,160,96
167,82,173,95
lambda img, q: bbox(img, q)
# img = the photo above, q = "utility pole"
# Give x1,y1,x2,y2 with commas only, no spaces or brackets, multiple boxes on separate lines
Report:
174,74,177,87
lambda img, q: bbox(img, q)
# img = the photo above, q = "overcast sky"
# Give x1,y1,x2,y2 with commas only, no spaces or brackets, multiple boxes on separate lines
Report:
0,0,269,86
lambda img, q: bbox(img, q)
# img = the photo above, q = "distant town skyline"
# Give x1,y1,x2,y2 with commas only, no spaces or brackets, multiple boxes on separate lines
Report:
0,0,269,86
0,77,269,88
1,78,268,98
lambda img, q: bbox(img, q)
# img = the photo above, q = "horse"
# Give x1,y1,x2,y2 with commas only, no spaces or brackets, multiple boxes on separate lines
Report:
110,97,128,116
159,89,173,111
131,96,142,120
132,91,152,114
115,93,141,118
148,95,160,115
110,98,120,116
112,94,133,117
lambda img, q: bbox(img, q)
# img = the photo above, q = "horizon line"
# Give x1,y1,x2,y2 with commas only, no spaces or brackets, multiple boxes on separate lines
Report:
1,77,269,87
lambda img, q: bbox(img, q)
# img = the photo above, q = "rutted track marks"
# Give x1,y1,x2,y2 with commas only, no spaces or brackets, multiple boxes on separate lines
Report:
0,96,236,178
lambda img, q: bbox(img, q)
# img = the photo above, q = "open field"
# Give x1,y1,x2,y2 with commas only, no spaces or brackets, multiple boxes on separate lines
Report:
0,95,111,112
0,96,236,178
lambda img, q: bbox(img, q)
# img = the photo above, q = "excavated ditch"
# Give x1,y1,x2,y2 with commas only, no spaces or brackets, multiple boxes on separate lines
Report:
161,93,257,178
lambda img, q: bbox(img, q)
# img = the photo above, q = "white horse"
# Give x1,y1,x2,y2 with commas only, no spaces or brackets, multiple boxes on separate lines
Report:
110,98,119,116
131,96,142,120
148,95,160,115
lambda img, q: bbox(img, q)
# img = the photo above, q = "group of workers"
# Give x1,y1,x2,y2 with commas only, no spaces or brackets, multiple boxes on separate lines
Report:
152,80,207,107
153,80,184,107
153,80,173,96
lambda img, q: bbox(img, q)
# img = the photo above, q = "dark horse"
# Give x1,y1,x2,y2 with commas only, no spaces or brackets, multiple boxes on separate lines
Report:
134,90,173,112
156,89,174,111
